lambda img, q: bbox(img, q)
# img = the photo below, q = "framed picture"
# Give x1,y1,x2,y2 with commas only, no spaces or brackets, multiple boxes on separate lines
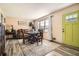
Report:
18,21,27,26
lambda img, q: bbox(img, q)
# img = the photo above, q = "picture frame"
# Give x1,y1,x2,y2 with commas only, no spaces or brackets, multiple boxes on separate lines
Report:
18,21,27,26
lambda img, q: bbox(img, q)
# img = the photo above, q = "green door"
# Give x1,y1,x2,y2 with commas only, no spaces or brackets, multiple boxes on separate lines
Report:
63,10,79,47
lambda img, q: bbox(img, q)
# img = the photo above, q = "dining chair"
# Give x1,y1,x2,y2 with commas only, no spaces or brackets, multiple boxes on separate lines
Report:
36,29,43,45
22,29,29,44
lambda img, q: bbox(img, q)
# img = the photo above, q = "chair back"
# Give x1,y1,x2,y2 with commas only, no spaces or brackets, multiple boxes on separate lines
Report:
38,29,43,38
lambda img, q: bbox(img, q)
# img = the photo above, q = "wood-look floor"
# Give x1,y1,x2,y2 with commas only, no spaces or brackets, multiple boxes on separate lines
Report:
5,39,79,56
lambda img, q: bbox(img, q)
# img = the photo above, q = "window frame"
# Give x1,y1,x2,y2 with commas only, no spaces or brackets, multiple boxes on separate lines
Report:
37,19,49,32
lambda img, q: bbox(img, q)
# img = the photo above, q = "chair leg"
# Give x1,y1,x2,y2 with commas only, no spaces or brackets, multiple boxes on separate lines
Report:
23,39,25,44
37,42,38,46
37,39,39,46
41,39,43,45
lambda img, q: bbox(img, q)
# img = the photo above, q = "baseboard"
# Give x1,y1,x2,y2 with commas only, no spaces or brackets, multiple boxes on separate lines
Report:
53,41,79,51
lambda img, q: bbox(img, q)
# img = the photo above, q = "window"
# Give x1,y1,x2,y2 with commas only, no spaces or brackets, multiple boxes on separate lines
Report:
37,22,40,29
44,19,49,32
40,20,44,29
45,19,49,28
66,13,78,22
37,19,49,32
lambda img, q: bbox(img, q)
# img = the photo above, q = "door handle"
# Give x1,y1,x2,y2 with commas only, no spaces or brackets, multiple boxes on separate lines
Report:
62,28,64,32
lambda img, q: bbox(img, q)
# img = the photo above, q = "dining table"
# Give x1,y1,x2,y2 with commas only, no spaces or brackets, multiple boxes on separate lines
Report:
27,31,39,44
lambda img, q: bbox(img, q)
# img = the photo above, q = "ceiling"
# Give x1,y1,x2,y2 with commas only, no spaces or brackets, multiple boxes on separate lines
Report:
0,3,73,20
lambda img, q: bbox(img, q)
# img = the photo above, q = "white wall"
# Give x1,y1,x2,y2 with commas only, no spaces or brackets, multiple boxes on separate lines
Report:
5,17,31,30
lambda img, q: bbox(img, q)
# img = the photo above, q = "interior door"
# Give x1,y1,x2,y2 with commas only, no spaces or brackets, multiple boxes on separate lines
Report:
63,11,79,47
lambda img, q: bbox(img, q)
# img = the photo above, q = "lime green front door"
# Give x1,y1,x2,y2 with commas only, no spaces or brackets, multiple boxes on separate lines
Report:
63,11,79,47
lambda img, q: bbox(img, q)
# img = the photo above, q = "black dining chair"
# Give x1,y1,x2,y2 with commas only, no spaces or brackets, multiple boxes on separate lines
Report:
36,29,43,45
22,29,30,44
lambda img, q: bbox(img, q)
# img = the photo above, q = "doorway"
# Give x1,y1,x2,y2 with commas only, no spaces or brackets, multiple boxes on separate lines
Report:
63,10,79,47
